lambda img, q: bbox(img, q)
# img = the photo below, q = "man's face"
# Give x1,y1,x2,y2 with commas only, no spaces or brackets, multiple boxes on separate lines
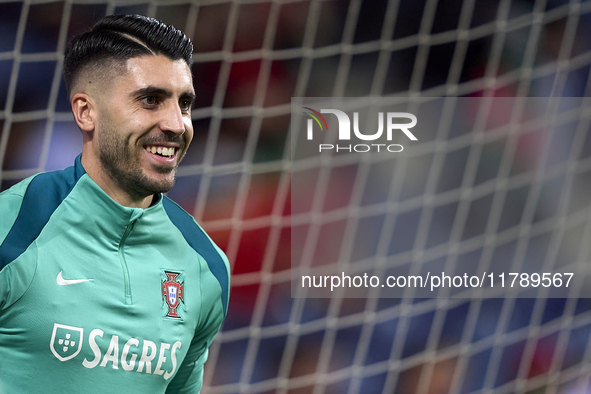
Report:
94,55,195,198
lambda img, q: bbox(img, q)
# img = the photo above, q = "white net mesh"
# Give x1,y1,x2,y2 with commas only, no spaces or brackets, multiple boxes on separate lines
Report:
2,0,591,393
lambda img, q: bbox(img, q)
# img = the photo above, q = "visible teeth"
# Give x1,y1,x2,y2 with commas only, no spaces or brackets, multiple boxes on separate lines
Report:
146,145,174,158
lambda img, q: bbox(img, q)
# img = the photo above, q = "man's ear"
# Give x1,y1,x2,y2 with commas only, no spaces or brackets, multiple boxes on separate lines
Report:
71,93,95,134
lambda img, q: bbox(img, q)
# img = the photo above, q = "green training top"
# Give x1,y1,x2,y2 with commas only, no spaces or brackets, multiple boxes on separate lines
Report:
0,156,230,393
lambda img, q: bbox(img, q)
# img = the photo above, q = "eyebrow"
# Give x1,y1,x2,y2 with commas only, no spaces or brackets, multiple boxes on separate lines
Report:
132,86,196,104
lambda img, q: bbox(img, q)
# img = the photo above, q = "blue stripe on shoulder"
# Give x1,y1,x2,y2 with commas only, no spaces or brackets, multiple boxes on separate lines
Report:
162,197,229,316
0,156,85,270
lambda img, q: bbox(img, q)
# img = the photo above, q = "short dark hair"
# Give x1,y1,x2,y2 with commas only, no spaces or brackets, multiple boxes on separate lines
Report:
64,14,193,95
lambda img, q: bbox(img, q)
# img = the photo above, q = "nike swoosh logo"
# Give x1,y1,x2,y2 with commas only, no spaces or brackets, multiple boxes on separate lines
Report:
56,271,94,286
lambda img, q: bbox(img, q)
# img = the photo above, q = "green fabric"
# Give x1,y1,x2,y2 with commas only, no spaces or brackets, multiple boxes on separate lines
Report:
0,166,229,394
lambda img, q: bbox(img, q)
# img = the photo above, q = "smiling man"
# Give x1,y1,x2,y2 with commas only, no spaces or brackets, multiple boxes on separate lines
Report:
0,15,230,393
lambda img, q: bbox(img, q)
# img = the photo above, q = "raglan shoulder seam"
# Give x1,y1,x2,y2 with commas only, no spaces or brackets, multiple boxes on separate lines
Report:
0,160,84,270
162,196,230,317
4,241,39,310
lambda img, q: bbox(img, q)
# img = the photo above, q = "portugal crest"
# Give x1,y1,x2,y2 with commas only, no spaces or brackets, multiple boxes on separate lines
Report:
162,271,184,319
50,323,83,362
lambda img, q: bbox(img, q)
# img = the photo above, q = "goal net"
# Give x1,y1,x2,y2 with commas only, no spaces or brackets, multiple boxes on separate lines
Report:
2,0,591,393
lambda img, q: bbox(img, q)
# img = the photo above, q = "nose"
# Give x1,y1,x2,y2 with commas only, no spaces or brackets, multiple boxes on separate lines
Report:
159,103,185,135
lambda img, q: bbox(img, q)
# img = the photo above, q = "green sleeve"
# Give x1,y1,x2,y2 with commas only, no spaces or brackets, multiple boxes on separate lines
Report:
0,179,35,311
165,303,225,393
0,178,32,241
164,338,210,393
165,255,229,393
0,243,37,311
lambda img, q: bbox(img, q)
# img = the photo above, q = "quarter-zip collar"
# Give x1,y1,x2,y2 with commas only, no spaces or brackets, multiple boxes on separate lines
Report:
70,155,163,234
69,155,165,305
74,155,162,219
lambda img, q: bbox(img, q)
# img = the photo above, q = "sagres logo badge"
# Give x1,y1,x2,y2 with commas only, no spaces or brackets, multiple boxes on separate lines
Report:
162,271,184,319
50,323,83,362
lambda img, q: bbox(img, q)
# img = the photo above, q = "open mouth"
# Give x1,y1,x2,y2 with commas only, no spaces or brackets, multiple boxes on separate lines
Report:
144,145,176,159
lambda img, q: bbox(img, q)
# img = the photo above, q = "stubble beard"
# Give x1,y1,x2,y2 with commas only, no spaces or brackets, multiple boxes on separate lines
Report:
98,122,179,199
